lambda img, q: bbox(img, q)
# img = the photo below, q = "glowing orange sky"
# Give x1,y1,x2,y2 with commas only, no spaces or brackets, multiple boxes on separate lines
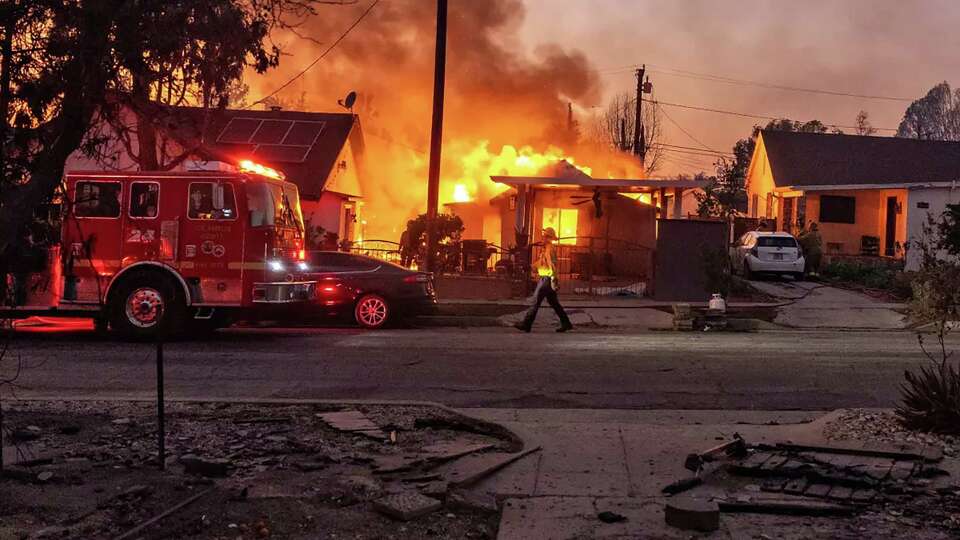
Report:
517,0,960,174
246,0,960,177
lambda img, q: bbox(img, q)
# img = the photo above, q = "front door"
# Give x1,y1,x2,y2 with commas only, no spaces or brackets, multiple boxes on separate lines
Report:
885,197,898,256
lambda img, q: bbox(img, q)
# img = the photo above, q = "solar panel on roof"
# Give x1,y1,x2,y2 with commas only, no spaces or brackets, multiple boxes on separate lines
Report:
251,120,294,144
282,121,325,145
253,144,311,163
217,118,262,143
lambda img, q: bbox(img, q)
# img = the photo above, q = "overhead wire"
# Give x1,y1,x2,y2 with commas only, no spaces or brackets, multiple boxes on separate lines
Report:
646,98,898,132
246,0,380,109
601,62,913,102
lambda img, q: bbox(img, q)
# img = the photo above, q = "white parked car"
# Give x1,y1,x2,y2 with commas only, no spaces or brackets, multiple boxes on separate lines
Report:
730,231,805,280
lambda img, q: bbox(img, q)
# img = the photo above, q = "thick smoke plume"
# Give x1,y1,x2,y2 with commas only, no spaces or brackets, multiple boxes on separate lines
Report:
246,0,641,239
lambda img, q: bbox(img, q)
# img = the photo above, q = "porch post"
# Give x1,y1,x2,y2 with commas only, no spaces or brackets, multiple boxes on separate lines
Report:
673,187,684,219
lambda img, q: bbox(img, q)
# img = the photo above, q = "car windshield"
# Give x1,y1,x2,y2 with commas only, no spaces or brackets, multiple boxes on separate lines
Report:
757,236,798,248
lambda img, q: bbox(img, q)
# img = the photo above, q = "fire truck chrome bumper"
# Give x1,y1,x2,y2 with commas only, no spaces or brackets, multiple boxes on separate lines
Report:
252,281,316,303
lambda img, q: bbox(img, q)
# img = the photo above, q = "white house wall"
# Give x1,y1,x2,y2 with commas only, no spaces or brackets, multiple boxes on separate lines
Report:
906,185,960,270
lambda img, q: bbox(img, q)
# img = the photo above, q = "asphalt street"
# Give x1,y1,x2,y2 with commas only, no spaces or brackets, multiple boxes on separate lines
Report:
2,325,942,410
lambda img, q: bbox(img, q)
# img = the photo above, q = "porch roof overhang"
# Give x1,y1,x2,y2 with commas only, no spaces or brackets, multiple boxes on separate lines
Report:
490,175,709,192
782,180,960,192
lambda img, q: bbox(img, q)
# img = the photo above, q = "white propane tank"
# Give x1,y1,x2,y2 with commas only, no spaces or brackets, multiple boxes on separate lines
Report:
708,293,726,312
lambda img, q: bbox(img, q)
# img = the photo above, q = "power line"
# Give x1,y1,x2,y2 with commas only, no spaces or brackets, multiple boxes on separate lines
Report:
655,102,726,153
647,98,898,132
602,62,913,102
246,0,380,109
657,142,732,155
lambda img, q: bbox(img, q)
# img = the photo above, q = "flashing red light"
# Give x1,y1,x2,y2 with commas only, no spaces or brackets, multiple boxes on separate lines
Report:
238,159,284,180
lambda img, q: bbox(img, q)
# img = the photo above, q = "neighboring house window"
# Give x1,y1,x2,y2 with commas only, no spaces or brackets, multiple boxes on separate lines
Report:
819,195,856,224
751,194,759,218
542,207,577,245
129,182,159,219
75,181,121,218
188,182,237,220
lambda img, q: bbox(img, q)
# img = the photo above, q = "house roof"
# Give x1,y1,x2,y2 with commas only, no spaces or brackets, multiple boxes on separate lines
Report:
490,175,710,191
165,107,363,199
760,130,960,188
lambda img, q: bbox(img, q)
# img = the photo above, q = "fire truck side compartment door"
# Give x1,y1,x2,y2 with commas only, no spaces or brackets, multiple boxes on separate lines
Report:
160,220,179,261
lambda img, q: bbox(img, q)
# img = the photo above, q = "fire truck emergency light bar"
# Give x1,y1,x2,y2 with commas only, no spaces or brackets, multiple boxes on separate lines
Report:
238,159,285,180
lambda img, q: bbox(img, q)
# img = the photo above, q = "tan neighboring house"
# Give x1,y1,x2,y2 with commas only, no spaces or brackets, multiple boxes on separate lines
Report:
745,130,960,269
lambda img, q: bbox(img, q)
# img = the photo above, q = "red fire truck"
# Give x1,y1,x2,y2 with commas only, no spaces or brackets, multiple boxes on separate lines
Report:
0,161,316,338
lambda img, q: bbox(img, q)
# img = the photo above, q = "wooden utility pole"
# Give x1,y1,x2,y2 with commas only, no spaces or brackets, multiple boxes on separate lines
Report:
424,0,448,273
632,65,646,162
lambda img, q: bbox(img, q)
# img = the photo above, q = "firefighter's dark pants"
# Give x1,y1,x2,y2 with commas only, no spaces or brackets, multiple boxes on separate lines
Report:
519,277,572,330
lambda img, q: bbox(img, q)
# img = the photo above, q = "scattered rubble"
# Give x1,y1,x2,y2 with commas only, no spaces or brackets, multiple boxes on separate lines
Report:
0,400,516,539
824,409,958,459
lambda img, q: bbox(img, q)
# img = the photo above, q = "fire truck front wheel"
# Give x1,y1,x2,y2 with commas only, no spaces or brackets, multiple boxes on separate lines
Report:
109,271,185,339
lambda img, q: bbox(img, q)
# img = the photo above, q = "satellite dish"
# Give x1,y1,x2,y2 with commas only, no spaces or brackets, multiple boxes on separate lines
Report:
338,91,358,112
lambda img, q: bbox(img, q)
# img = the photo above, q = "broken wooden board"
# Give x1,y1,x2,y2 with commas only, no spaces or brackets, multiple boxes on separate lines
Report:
434,446,542,488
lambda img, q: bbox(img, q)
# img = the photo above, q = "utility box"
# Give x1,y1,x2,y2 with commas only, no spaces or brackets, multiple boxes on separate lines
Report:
654,219,728,302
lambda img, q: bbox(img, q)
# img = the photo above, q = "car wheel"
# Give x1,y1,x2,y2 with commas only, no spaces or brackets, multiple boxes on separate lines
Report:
792,272,805,281
354,293,390,329
109,271,184,340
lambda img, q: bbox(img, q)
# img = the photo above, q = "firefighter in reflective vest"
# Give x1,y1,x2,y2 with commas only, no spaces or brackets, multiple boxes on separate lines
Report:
515,227,573,333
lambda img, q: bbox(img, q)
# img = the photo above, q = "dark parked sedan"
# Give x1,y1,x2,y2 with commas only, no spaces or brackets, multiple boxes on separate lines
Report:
301,251,437,329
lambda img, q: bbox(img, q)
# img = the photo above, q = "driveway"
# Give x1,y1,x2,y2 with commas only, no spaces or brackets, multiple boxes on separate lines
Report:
749,279,908,330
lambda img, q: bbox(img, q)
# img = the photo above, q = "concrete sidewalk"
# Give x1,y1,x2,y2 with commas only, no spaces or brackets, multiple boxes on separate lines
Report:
453,408,929,539
431,297,783,331
749,280,909,330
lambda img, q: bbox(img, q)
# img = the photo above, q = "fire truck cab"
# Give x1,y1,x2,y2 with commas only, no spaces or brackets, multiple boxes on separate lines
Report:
1,161,316,338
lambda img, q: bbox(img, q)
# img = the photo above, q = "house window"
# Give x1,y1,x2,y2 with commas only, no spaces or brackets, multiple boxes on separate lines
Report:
75,181,121,218
542,208,577,245
819,195,856,224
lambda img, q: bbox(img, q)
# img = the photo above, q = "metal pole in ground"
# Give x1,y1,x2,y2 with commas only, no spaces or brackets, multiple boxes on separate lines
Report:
156,334,165,471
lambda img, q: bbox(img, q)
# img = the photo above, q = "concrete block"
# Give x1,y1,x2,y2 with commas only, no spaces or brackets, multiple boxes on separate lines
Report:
827,485,853,501
783,477,809,495
805,483,832,498
664,496,720,532
373,491,442,521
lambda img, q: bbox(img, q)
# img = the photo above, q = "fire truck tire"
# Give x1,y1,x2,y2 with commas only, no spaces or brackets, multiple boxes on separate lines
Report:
109,270,186,340
354,293,390,330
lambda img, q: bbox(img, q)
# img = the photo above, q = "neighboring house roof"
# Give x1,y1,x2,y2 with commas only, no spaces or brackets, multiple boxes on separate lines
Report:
760,130,960,188
165,107,363,199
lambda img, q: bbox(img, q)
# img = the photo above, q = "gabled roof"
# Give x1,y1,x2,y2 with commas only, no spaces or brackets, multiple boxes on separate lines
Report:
760,130,960,188
164,107,363,199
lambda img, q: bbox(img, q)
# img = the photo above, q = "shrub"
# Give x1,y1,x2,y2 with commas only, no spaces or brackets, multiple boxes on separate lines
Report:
896,350,960,435
897,213,960,433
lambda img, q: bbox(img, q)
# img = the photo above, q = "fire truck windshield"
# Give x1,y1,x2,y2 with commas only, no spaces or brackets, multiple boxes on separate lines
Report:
247,182,304,230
